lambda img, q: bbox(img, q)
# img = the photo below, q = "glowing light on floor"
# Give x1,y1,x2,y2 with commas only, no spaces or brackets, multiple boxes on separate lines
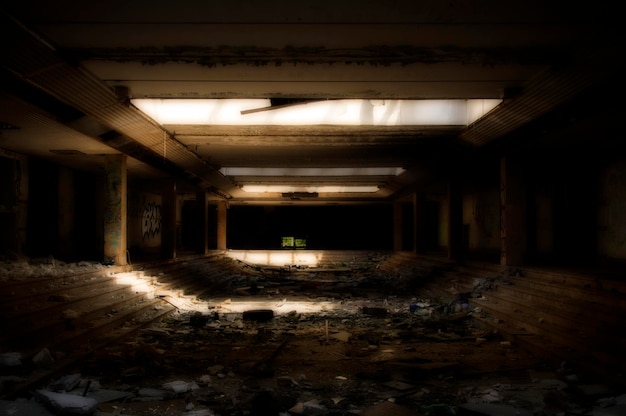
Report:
227,250,323,267
114,268,342,315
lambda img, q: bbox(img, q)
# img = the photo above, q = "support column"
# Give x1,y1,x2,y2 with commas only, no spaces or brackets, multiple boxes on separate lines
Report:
413,192,427,253
216,200,227,251
447,178,463,260
161,180,177,260
500,155,526,266
57,166,74,261
103,155,127,265
393,201,403,251
196,191,208,254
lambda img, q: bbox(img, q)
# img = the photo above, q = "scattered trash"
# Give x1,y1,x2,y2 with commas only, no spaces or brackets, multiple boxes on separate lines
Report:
34,390,98,416
1,252,624,415
0,352,21,367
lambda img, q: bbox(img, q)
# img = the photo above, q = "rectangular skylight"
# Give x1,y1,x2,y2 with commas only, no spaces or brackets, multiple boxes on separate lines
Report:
132,98,501,126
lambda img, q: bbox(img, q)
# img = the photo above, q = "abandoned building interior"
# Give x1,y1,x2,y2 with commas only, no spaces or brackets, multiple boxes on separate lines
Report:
1,1,625,415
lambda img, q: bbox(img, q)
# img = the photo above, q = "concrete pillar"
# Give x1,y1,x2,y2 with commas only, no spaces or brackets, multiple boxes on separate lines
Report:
161,180,177,260
103,154,127,265
196,191,208,254
57,167,74,261
413,192,427,253
500,155,526,266
393,201,403,251
216,200,227,250
447,178,463,260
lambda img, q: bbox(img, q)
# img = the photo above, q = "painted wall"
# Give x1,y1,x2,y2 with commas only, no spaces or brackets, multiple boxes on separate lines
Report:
463,186,501,258
598,159,626,262
128,190,162,254
533,185,554,259
0,151,28,255
57,167,75,260
438,195,449,250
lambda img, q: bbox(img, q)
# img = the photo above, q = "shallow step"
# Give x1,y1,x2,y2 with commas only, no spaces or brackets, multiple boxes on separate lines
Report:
0,284,140,341
483,280,624,330
503,273,623,307
470,297,626,377
0,301,176,400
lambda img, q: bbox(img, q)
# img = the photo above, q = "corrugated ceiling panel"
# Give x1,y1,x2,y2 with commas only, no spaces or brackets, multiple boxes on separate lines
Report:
460,55,612,146
1,12,234,195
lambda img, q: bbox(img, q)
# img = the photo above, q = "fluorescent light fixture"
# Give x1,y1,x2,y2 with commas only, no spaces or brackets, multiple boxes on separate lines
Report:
132,98,501,126
241,185,379,193
132,99,271,124
221,167,405,176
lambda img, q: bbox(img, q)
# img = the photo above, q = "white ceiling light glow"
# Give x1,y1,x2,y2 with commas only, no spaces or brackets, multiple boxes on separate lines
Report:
132,99,271,124
241,185,380,193
132,99,502,126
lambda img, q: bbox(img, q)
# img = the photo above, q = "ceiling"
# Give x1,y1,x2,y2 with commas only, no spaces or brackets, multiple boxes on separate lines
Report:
0,1,620,205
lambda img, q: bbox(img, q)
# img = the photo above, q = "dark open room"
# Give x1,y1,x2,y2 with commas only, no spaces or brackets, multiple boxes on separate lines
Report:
1,1,625,415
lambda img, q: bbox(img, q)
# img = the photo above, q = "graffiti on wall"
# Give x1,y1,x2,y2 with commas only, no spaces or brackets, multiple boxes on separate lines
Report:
142,202,161,240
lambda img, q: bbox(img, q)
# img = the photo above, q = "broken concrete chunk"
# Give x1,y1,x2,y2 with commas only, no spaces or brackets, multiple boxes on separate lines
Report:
197,374,212,385
458,403,533,416
288,399,326,415
78,379,100,393
277,376,299,387
537,378,568,390
362,400,415,416
0,375,26,391
69,388,133,405
330,331,351,342
206,365,224,375
381,380,415,391
140,327,170,336
51,374,82,392
577,384,615,397
32,348,55,367
35,390,98,415
162,380,199,393
0,352,22,367
0,398,55,416
592,405,626,416
137,387,174,399
184,409,216,416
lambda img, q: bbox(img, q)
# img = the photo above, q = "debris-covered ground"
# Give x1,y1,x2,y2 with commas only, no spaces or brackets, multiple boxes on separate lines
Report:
1,254,625,415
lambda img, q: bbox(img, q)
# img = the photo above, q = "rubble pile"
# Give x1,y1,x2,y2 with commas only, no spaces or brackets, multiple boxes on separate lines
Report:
1,253,625,415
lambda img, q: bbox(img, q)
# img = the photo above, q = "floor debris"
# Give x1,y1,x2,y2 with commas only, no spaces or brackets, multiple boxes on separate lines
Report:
1,253,625,415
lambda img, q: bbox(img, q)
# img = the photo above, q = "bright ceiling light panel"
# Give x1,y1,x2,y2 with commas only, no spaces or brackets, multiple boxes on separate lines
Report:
241,185,380,193
132,99,502,126
228,167,402,194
